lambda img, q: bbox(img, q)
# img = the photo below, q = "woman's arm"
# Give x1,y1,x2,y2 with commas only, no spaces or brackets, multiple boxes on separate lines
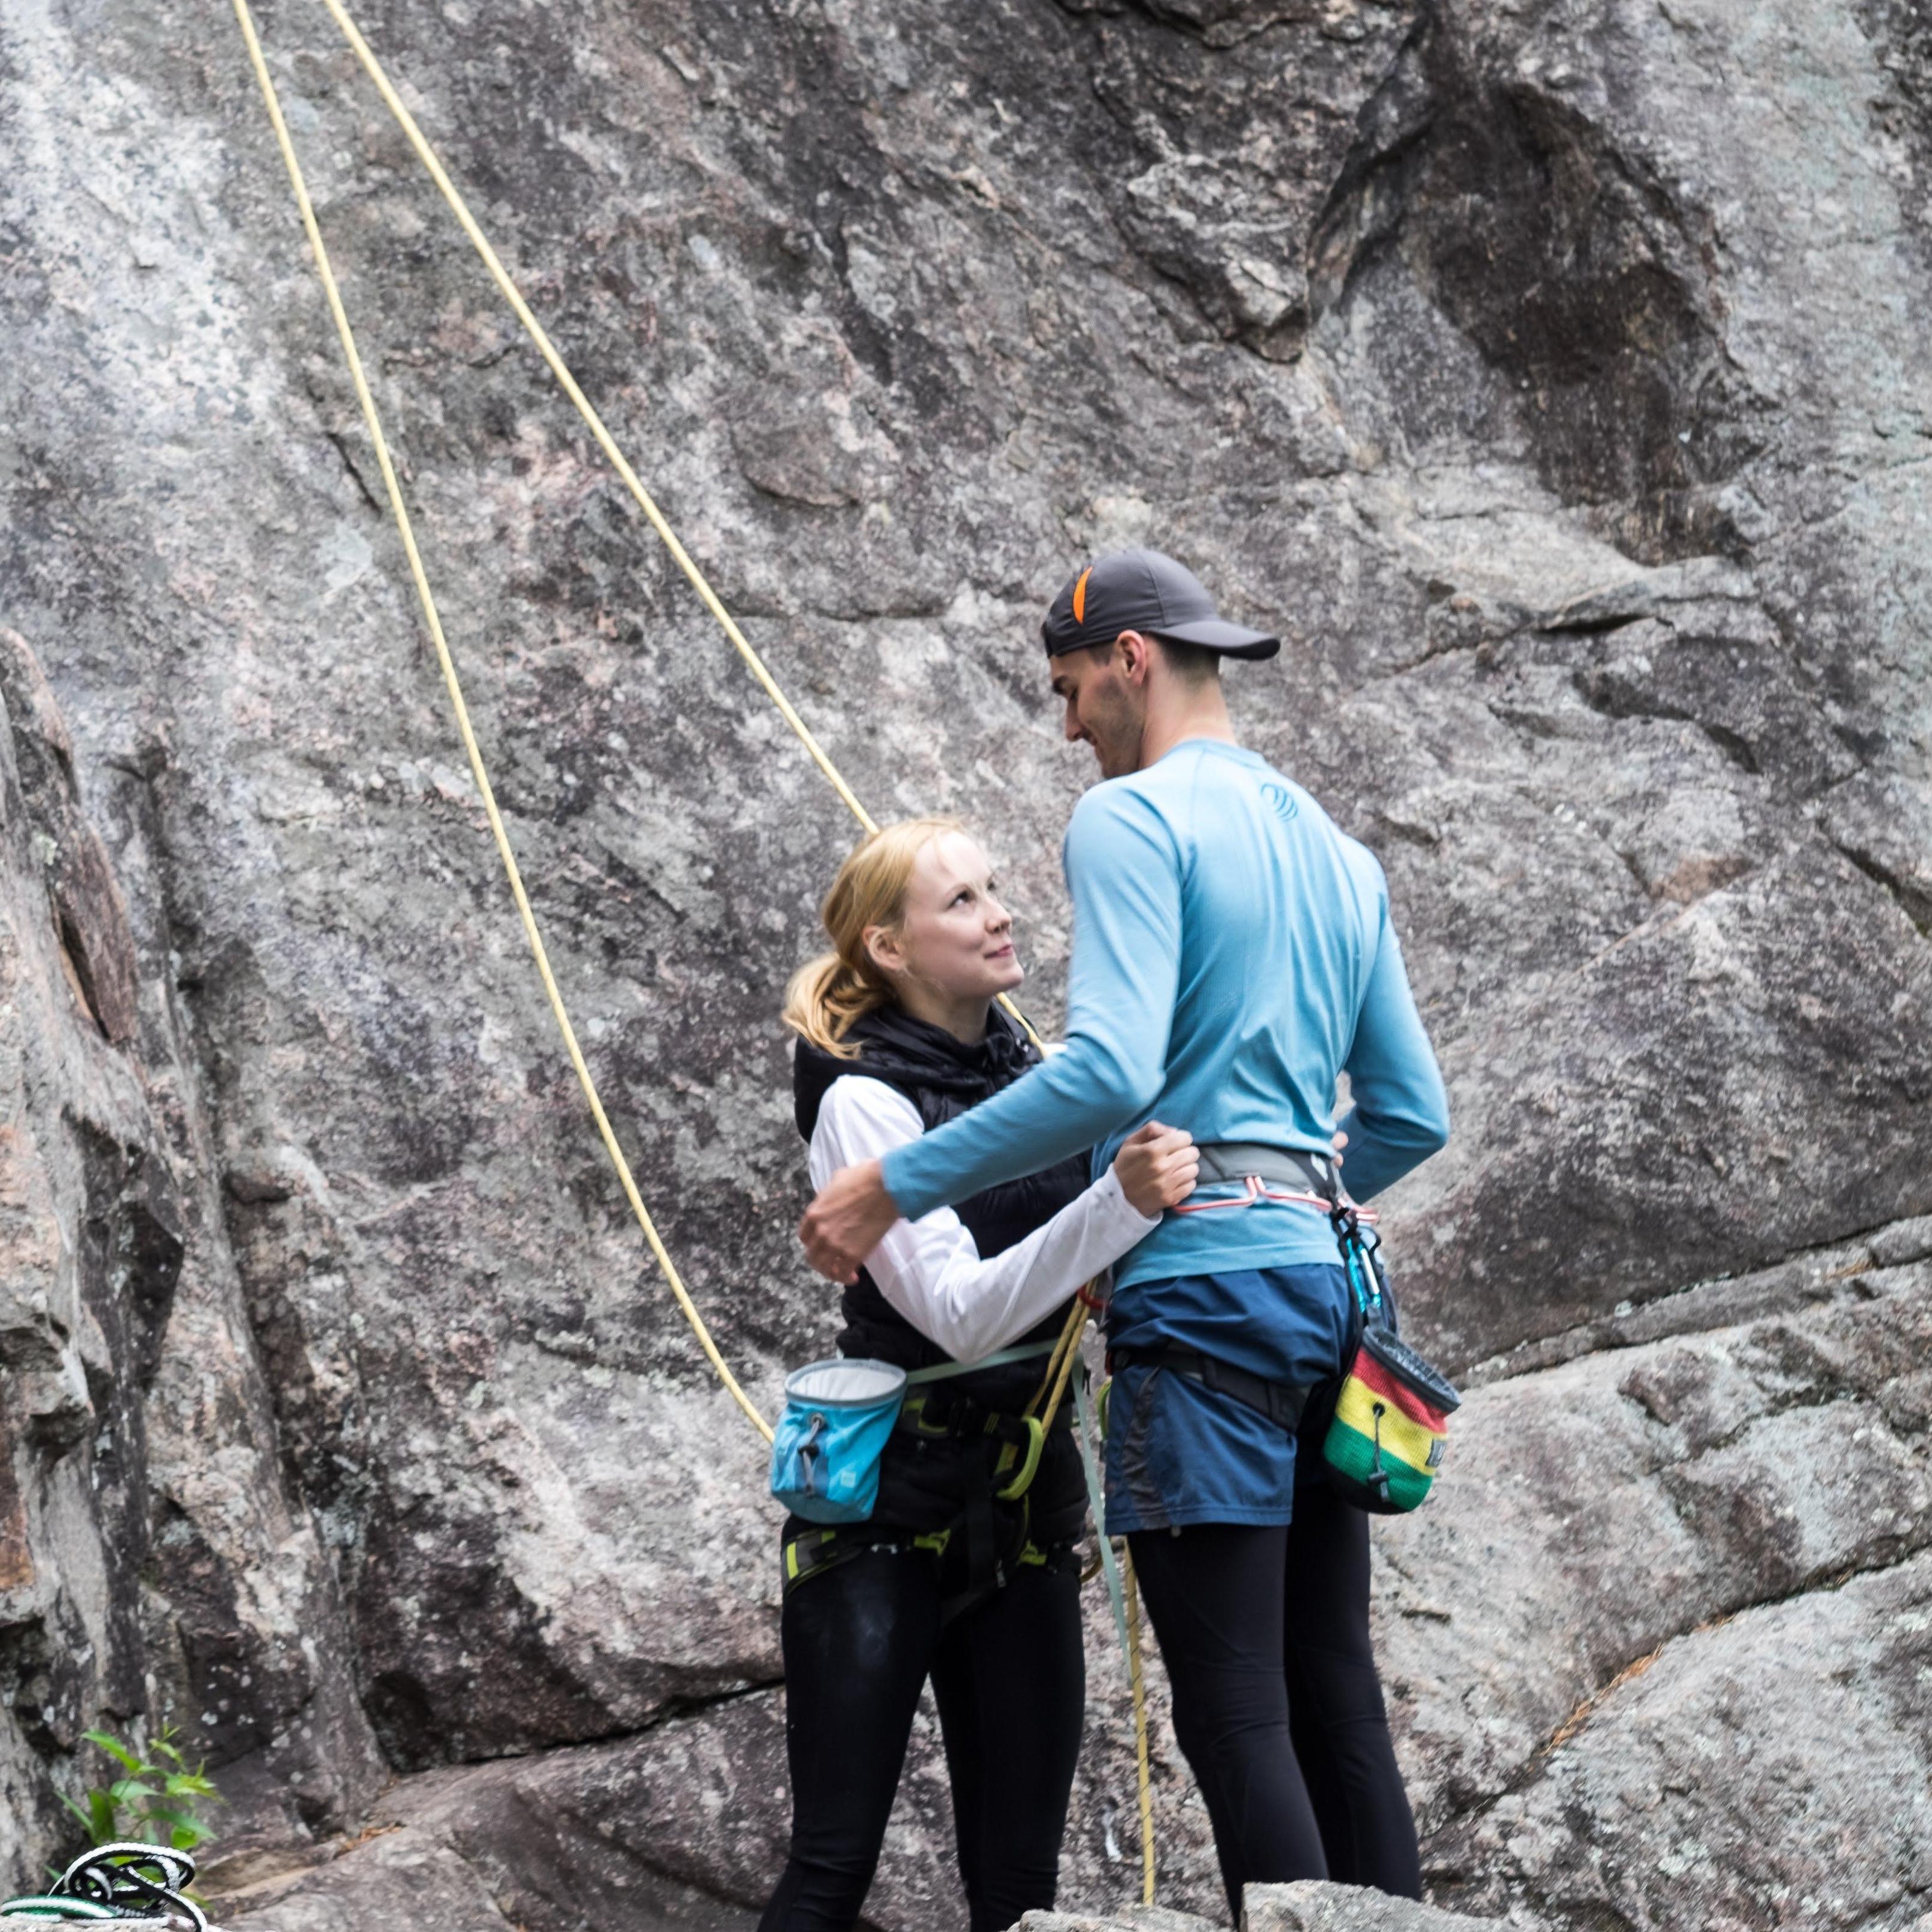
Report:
808,1075,1159,1366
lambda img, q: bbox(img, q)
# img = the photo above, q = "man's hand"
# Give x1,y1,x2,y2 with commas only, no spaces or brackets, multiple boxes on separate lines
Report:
799,1158,900,1284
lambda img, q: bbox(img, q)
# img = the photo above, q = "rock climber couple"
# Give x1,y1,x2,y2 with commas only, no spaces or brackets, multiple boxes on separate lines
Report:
761,549,1452,1932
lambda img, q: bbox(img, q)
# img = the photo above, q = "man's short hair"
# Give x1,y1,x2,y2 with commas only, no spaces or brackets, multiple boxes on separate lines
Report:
1149,634,1222,686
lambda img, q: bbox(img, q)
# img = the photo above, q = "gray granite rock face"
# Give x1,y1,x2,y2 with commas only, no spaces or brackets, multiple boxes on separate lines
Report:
0,627,384,1859
3,0,1931,1925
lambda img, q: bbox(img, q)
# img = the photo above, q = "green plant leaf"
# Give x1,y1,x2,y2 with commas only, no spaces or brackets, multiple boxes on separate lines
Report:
63,1714,222,1861
80,1731,143,1775
143,1804,209,1852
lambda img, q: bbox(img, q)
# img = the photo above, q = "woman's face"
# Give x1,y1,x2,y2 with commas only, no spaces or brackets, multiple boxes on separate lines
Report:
867,833,1024,1004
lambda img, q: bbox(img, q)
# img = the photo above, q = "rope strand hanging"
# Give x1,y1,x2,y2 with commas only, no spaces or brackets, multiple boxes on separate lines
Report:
230,0,1152,1892
230,0,771,1440
311,0,1044,1055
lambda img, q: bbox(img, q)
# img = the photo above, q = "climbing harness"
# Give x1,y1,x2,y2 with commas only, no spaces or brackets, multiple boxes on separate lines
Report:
1119,1145,1368,1432
901,1381,1046,1504
1155,1140,1460,1512
3,1846,208,1932
777,1330,1065,1622
227,0,1153,1896
1171,1142,1380,1225
1107,1344,1311,1433
780,1521,957,1596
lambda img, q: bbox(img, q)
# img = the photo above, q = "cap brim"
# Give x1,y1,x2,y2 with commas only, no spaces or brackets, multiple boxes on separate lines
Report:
1151,619,1281,661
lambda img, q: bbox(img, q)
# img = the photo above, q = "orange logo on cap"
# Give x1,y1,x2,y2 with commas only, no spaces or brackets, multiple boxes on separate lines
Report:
1072,567,1092,628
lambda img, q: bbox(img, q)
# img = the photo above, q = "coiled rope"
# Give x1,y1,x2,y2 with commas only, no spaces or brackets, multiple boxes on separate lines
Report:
2,1845,208,1931
230,0,1154,1896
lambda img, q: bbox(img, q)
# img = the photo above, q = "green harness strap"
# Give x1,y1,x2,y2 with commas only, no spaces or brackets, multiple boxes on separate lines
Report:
783,1522,952,1595
781,1520,1058,1598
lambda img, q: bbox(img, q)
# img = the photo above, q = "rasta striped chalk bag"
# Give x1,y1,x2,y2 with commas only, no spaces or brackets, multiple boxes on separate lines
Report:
1322,1324,1460,1514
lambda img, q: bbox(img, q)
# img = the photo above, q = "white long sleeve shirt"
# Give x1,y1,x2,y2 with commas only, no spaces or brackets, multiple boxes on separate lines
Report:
808,1074,1160,1366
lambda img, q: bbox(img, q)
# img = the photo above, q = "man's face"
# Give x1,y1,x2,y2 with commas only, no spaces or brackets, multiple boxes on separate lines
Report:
1049,637,1146,780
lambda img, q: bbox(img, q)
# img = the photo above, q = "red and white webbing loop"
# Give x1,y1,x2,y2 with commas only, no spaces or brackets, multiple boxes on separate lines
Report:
1172,1174,1379,1221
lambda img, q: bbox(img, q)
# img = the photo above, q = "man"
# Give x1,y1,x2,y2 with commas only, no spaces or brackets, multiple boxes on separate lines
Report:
800,547,1449,1908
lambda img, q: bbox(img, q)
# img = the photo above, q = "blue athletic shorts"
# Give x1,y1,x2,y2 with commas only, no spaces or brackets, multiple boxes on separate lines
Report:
1102,1265,1353,1533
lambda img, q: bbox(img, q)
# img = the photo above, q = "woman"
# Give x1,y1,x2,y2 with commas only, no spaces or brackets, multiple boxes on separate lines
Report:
763,816,1196,1932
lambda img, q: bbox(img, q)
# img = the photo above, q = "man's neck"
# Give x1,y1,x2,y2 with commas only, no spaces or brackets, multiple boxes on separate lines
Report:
1137,681,1237,771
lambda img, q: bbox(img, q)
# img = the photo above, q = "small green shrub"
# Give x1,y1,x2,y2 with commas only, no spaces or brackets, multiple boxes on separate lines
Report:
64,1723,222,1853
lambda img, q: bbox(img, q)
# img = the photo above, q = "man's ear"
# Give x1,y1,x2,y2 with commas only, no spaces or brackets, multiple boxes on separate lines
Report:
1115,630,1154,686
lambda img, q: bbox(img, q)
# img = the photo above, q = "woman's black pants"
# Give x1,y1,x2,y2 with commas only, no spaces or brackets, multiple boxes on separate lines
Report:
758,1547,1085,1932
1128,1484,1422,1918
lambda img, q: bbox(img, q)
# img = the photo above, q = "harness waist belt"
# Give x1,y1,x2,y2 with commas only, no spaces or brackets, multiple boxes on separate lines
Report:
1109,1344,1310,1432
1193,1142,1342,1196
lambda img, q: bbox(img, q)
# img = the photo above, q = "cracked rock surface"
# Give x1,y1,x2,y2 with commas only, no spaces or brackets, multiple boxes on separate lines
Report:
2,0,1930,1926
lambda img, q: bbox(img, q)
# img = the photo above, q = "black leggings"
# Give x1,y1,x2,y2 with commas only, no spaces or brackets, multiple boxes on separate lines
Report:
1128,1486,1421,1918
758,1547,1085,1932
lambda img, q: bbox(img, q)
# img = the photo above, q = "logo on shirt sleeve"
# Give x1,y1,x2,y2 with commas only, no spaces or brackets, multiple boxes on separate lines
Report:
1260,780,1300,822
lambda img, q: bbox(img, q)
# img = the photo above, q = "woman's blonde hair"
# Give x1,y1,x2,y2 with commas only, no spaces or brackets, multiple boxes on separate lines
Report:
783,816,967,1058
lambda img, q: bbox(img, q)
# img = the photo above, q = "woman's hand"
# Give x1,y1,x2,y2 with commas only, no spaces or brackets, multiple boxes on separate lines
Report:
1113,1122,1198,1218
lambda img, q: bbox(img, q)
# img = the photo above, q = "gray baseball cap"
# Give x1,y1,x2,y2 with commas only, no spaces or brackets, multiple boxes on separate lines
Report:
1040,548,1280,660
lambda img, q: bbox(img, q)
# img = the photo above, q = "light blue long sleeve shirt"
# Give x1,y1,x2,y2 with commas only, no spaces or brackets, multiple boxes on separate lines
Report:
881,739,1449,1290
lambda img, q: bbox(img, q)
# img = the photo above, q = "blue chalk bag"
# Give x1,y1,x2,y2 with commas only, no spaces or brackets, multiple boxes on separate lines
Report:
769,1357,908,1524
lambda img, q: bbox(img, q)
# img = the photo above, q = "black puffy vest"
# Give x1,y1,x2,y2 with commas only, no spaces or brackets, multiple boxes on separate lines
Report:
793,1004,1090,1543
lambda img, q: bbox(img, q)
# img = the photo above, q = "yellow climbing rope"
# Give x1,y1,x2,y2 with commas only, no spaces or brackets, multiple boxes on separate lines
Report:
310,0,1060,1055
233,0,1152,1890
1028,1297,1157,1904
1123,1549,1157,1905
230,0,770,1441
316,0,870,837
